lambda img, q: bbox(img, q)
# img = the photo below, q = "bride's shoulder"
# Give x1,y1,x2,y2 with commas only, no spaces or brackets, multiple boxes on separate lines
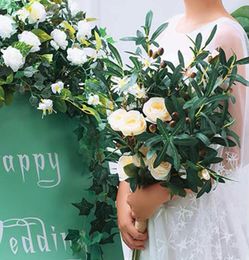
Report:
214,17,247,42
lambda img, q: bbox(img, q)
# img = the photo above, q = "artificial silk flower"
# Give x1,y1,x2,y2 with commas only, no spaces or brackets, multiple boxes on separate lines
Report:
14,8,29,22
18,31,41,53
108,109,127,131
27,2,47,24
76,20,94,41
67,47,87,65
37,99,54,117
119,110,147,137
1,47,25,72
50,29,68,50
147,154,172,181
117,155,133,181
0,15,16,39
128,84,147,99
139,55,155,69
143,97,172,124
111,76,130,94
87,94,100,106
51,81,64,94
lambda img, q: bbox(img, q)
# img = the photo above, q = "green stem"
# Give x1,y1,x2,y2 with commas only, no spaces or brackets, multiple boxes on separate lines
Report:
132,249,141,260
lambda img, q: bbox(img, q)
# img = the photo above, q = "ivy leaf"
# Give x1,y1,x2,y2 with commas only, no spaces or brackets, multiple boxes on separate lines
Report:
72,198,94,216
32,29,52,43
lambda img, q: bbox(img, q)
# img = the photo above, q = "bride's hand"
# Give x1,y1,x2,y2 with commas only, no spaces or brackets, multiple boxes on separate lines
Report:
127,183,170,220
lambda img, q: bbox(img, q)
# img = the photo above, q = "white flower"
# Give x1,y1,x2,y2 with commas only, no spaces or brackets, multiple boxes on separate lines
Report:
27,2,47,24
67,47,87,65
147,154,172,181
199,169,211,181
128,84,147,99
1,47,25,72
37,99,54,117
0,15,16,39
50,29,68,50
108,109,127,131
87,94,100,106
139,55,154,69
15,8,29,22
84,47,105,60
143,97,172,124
51,81,64,94
68,0,82,16
18,31,41,53
119,110,147,137
111,76,129,94
76,20,94,41
117,155,133,181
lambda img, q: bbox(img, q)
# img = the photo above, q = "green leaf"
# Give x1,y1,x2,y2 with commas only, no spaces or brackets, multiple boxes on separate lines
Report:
54,98,67,113
157,119,170,140
13,42,32,56
234,74,249,86
124,163,139,177
236,57,249,65
196,132,211,146
32,29,52,43
151,22,168,42
0,86,5,102
195,33,202,51
108,43,123,66
173,134,198,146
94,30,102,51
145,10,153,35
204,25,217,47
72,198,94,216
153,144,168,168
196,180,212,198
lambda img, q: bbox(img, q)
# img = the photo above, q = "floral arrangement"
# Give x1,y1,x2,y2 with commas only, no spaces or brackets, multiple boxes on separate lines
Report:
1,1,249,259
104,11,249,260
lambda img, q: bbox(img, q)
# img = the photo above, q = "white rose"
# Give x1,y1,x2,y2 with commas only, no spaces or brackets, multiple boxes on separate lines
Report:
67,47,87,65
18,31,41,53
76,20,94,41
87,94,100,106
15,8,29,23
37,99,54,117
143,97,172,124
108,109,127,131
119,110,147,137
117,155,133,181
51,81,64,94
147,154,172,181
1,47,25,72
199,169,211,181
28,2,47,24
50,29,68,50
0,15,16,39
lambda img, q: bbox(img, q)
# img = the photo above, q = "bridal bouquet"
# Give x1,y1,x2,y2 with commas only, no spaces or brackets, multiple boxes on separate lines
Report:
103,11,249,260
0,0,114,120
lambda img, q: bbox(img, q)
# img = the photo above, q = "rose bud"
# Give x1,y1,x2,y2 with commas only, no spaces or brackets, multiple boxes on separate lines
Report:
149,124,157,133
171,112,179,120
185,117,191,124
148,49,153,58
157,47,164,56
169,120,176,128
152,52,159,59
190,72,197,78
160,60,167,69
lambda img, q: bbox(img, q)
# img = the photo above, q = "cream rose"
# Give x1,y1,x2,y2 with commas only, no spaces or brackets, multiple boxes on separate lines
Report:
119,110,147,137
108,109,127,131
147,154,172,181
143,97,172,124
117,155,133,181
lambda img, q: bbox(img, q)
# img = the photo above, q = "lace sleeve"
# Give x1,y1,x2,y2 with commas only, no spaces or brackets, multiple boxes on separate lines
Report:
209,20,249,173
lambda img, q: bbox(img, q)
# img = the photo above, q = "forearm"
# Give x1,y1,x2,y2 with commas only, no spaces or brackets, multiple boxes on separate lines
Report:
116,181,131,210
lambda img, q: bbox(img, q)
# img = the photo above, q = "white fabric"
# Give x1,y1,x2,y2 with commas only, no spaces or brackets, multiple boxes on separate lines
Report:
122,14,249,260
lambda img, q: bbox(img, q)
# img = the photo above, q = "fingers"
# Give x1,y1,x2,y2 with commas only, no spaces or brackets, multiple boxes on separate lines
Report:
121,232,146,250
127,223,148,241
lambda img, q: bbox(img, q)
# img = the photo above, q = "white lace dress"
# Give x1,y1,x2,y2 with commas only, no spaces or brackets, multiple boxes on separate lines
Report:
121,14,249,260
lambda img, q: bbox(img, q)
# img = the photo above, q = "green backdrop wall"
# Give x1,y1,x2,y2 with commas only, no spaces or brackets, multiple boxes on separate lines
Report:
0,94,123,260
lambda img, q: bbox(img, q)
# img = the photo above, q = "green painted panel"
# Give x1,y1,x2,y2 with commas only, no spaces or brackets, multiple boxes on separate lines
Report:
0,94,123,260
